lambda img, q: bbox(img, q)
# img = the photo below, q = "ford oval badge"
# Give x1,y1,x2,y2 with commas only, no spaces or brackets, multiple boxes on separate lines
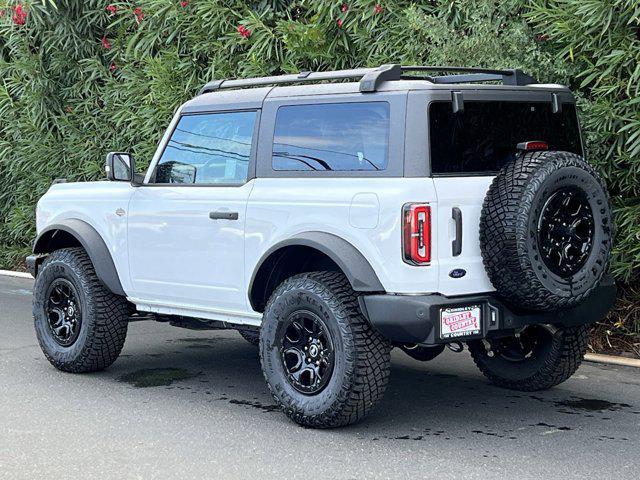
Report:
449,268,466,279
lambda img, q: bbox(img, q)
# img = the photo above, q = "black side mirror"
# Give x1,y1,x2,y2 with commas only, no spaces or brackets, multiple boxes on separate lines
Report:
106,152,138,184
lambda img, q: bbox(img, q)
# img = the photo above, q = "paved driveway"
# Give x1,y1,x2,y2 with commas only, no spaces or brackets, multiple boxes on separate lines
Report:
1,275,638,479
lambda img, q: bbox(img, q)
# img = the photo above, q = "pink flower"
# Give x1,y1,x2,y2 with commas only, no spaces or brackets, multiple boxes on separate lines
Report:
0,9,5,17
535,33,549,42
12,4,27,25
341,4,348,12
337,18,343,28
237,24,251,38
109,62,117,72
106,5,117,15
180,1,188,7
374,4,383,14
101,36,112,49
134,7,144,23
65,106,73,113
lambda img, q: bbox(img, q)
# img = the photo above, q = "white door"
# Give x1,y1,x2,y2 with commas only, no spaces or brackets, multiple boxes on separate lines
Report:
127,110,258,313
433,176,495,296
429,95,566,296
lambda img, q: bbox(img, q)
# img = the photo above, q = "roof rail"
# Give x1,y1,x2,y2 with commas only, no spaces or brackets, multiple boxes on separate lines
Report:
401,66,536,86
198,64,536,95
198,64,402,95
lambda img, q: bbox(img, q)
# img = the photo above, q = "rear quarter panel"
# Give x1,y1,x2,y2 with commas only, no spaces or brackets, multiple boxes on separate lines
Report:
245,177,440,296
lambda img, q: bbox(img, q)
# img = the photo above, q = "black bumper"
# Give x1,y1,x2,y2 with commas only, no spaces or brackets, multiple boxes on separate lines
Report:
359,276,616,345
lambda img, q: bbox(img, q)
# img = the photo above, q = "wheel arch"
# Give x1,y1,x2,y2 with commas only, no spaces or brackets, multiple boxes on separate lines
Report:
248,231,385,312
33,219,125,296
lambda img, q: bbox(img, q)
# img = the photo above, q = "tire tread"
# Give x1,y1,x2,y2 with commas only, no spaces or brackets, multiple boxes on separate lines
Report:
480,151,612,310
468,325,588,391
260,271,391,428
34,247,129,373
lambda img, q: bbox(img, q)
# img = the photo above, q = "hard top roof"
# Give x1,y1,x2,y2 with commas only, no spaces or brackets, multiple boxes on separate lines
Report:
181,64,569,113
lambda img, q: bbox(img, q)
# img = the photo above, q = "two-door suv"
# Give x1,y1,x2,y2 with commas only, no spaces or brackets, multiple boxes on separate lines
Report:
28,65,615,427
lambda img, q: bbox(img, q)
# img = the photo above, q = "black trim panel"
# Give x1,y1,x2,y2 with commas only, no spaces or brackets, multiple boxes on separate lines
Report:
249,231,384,309
32,220,126,296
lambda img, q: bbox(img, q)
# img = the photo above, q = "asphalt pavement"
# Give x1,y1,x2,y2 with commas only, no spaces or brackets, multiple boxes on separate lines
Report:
1,275,638,479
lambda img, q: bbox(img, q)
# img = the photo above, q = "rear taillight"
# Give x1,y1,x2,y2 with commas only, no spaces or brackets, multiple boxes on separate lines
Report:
516,140,548,151
402,203,431,265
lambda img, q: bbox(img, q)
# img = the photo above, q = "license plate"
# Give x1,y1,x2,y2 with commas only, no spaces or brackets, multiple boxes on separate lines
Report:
440,305,482,339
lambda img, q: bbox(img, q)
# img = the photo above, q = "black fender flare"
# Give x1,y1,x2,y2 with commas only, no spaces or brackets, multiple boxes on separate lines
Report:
249,231,385,308
33,219,126,296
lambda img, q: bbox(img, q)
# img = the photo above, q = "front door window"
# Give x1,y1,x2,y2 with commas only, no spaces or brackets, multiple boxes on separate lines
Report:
152,111,256,185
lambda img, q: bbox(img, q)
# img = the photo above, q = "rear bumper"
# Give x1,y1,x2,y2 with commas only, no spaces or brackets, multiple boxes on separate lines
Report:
360,276,616,345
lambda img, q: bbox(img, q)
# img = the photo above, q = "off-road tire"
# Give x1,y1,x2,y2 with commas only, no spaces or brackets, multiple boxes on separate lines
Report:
33,247,129,373
467,325,588,391
480,151,613,311
259,271,391,428
237,328,260,346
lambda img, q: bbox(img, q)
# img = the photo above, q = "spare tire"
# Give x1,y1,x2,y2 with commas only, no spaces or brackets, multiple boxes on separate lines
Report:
480,150,613,311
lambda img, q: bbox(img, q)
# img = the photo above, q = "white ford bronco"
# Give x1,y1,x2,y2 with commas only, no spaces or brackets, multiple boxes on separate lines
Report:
28,65,616,428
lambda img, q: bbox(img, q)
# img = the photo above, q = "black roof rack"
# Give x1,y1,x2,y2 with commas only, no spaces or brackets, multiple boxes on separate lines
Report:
198,64,536,95
401,66,536,86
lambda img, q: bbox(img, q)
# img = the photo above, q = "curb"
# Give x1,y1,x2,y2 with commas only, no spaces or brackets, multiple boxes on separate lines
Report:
0,270,33,279
584,353,640,368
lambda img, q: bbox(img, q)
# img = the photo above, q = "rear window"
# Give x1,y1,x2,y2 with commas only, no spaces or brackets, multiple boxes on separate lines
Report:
272,102,390,171
429,101,582,175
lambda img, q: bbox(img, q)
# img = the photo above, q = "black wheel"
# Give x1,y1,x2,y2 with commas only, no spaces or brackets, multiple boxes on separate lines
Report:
480,151,613,311
467,324,588,391
400,344,445,362
237,328,260,346
259,271,391,428
33,248,129,373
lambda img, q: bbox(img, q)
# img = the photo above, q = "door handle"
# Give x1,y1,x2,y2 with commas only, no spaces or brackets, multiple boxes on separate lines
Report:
209,211,239,220
452,207,462,256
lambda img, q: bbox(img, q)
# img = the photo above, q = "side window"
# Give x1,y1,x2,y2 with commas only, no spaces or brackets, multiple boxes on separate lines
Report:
152,111,256,185
272,102,390,171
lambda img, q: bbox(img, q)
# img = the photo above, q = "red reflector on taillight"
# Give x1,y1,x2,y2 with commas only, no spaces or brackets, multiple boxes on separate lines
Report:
516,140,548,151
402,204,431,265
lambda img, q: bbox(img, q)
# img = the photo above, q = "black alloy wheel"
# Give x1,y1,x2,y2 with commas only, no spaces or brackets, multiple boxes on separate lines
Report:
483,325,550,363
537,186,595,277
278,310,335,395
45,278,82,347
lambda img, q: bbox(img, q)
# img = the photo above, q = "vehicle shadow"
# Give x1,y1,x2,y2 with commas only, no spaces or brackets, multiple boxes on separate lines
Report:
111,329,636,441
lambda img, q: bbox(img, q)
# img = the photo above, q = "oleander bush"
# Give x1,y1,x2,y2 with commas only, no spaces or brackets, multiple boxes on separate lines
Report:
0,0,637,354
